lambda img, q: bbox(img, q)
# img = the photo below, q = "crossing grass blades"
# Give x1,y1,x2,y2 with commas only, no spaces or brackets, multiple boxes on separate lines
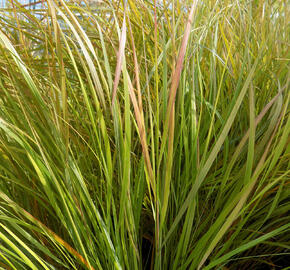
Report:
0,0,289,269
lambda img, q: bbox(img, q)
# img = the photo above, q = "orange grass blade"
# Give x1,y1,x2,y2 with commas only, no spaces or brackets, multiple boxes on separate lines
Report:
0,192,95,270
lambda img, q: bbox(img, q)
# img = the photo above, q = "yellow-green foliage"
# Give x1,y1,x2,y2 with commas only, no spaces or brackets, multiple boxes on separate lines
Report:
0,0,289,269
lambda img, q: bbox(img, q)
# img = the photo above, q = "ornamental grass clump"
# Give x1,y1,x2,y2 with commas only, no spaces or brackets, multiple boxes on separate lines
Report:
0,0,289,269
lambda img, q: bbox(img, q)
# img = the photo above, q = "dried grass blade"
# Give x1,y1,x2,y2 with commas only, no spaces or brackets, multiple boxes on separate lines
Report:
112,15,127,105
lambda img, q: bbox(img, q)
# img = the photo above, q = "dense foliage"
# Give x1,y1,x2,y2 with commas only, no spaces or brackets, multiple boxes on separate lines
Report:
0,0,289,269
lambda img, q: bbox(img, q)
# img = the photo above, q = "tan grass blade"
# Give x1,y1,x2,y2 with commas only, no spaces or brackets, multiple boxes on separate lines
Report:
112,15,127,105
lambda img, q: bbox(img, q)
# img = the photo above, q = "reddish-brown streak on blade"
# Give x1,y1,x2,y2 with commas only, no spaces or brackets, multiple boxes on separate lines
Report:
23,209,95,270
128,19,143,112
127,21,154,190
0,191,96,270
112,16,127,105
167,0,198,116
160,0,199,226
127,76,155,194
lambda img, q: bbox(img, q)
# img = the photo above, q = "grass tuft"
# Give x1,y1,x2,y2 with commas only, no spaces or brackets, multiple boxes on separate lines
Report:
0,0,289,269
